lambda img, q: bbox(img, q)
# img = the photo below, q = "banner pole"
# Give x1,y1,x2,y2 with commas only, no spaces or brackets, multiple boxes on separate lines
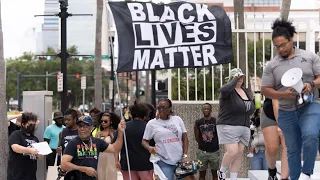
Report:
115,72,132,180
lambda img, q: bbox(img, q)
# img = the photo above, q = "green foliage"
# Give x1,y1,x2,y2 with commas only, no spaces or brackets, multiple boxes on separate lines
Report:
6,46,110,109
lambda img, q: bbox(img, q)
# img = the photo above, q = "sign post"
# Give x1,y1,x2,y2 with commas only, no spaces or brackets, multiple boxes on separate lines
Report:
57,72,63,92
81,76,86,113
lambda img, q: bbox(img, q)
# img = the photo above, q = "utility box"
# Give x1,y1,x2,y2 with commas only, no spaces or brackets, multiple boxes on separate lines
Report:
22,91,53,180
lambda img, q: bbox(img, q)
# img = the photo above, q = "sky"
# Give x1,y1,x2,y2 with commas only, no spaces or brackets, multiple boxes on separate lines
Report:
1,0,44,59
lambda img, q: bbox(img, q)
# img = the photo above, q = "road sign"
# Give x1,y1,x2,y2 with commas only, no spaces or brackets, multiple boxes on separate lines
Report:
57,72,63,92
91,55,109,60
81,76,86,90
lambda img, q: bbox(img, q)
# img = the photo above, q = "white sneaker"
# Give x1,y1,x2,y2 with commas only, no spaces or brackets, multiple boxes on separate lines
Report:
299,173,311,180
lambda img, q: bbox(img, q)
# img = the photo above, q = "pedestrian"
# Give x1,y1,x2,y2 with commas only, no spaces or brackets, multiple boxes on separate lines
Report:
89,107,103,137
142,98,194,180
114,101,154,180
261,18,320,180
58,108,78,155
216,68,255,180
8,112,44,180
8,114,22,136
61,115,125,180
194,103,219,180
248,109,268,170
44,111,65,168
95,113,119,180
261,98,289,180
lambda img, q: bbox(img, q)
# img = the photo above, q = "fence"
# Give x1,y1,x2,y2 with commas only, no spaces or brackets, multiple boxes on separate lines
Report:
168,14,313,104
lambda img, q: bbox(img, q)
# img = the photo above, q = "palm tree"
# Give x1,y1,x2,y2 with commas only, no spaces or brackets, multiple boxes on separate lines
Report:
280,0,291,20
94,0,103,108
0,1,8,178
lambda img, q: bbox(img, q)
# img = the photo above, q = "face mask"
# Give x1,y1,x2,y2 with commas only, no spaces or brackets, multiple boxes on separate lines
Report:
26,124,36,135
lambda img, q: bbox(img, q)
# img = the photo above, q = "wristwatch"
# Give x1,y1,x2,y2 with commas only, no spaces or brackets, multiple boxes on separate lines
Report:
182,154,188,158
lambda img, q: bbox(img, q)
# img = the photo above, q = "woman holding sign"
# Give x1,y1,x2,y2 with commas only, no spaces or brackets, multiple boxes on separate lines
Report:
216,68,255,180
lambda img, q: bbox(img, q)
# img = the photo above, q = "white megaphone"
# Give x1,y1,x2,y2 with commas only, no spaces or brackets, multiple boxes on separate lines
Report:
281,68,308,104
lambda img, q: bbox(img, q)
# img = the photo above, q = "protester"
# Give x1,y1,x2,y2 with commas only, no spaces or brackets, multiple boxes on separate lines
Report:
44,112,65,168
59,108,78,154
115,101,154,180
89,107,103,137
261,98,289,180
8,112,44,180
261,18,320,180
194,103,219,180
143,102,157,122
248,109,268,170
8,114,22,136
74,108,83,117
142,98,193,180
216,68,255,180
61,115,125,180
95,113,119,180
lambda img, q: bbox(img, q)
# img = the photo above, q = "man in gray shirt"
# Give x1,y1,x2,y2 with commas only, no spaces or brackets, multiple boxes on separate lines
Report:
261,19,320,180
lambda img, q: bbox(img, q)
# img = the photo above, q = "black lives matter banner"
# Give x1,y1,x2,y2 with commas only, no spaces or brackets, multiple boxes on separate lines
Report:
109,2,233,72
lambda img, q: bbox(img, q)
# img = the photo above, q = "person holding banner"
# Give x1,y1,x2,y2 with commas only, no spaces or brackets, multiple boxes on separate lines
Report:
216,68,255,180
261,18,320,180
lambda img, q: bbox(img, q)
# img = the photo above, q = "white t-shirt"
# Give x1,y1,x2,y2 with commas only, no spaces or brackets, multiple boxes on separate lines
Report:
143,115,187,165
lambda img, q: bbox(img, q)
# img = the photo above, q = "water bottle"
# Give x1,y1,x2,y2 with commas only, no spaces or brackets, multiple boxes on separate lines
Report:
254,91,262,109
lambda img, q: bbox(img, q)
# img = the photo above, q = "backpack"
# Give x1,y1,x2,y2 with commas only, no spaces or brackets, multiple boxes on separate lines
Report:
262,98,276,121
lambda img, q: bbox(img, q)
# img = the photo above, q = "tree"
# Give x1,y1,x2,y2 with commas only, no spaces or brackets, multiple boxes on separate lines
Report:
233,0,246,78
280,0,291,21
0,0,8,177
94,0,103,108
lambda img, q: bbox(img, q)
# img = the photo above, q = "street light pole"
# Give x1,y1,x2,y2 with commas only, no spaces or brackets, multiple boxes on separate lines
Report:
59,0,69,113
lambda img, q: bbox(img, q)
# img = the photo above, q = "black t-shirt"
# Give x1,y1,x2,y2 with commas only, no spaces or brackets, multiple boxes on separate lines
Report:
8,121,20,137
195,117,219,152
113,120,153,171
8,130,39,180
61,128,78,154
63,136,109,180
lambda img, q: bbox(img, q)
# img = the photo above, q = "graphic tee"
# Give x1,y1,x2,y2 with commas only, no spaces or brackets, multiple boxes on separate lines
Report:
63,136,109,180
8,130,39,180
143,115,187,165
61,128,78,154
195,117,219,152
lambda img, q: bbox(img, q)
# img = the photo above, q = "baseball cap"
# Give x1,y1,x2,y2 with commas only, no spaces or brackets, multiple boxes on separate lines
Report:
226,68,245,81
77,115,93,126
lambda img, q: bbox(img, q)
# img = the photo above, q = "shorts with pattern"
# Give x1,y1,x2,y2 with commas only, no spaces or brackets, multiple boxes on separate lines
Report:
196,149,220,171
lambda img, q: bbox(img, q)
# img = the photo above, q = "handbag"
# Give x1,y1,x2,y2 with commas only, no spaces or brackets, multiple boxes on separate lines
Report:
175,160,202,179
46,154,64,180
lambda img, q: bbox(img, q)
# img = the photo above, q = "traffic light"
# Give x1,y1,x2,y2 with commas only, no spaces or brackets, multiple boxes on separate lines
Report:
78,57,83,61
75,73,80,79
38,56,52,61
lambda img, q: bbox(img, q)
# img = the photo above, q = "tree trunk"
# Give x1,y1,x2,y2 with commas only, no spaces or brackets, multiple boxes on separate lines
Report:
94,0,103,108
233,0,248,86
0,1,8,178
280,0,291,21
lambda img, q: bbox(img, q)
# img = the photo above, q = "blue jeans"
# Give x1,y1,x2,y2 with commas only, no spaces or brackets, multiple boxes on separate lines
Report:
278,102,320,180
157,160,176,180
249,150,268,170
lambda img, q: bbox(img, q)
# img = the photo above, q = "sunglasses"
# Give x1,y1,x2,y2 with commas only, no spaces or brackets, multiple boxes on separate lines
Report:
78,124,90,128
157,106,170,110
101,120,110,124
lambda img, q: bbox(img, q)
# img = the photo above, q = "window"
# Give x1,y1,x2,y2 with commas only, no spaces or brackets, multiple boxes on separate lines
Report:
244,0,281,6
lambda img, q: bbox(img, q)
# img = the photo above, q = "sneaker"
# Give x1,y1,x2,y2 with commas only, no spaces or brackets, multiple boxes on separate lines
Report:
217,170,226,180
299,173,311,180
268,175,278,180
